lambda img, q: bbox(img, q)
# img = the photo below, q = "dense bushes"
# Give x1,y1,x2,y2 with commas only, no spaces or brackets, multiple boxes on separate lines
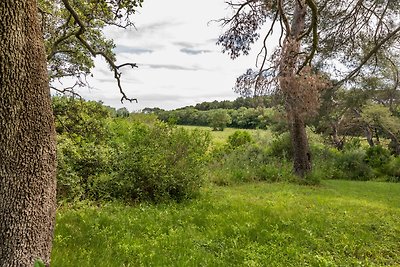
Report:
208,131,296,185
111,122,211,202
54,97,211,203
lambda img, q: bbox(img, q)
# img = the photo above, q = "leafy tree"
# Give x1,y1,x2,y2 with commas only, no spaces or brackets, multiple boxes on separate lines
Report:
218,0,400,176
362,103,400,155
116,107,130,117
209,109,232,131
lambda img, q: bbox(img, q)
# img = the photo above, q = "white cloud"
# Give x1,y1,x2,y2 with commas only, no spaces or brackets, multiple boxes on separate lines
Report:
71,0,279,111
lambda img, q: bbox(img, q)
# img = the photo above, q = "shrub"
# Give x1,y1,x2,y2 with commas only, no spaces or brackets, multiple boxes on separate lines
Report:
227,130,253,149
334,149,372,180
208,142,295,185
56,134,114,201
383,156,400,182
268,132,292,159
113,122,211,202
365,145,391,169
343,137,362,151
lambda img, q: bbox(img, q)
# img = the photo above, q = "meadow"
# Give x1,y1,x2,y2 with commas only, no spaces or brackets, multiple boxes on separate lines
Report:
52,180,400,266
179,125,273,145
51,98,400,266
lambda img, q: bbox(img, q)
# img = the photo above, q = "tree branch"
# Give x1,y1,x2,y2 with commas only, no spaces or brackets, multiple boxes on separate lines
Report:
335,25,400,88
297,0,318,72
61,0,138,103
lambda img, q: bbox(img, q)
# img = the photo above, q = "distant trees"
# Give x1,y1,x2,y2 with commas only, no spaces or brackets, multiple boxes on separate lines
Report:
152,104,284,131
209,109,232,131
116,107,130,117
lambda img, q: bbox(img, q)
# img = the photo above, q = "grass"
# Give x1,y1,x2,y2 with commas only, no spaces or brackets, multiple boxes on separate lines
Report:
179,125,273,145
52,180,400,266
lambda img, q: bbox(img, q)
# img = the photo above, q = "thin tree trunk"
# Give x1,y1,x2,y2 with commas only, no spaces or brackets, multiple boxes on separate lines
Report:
331,123,344,150
291,114,312,176
0,0,57,266
364,125,375,147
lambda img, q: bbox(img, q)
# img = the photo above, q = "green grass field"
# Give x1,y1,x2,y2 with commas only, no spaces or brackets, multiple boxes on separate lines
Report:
179,125,273,145
52,180,400,266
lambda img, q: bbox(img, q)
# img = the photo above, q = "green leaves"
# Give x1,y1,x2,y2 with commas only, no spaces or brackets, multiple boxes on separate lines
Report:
34,259,45,267
39,0,142,85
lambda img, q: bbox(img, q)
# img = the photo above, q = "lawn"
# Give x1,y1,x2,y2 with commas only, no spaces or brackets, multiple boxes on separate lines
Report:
52,180,400,266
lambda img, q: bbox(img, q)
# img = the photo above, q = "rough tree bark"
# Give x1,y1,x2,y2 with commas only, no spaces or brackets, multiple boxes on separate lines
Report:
279,1,311,176
0,0,57,266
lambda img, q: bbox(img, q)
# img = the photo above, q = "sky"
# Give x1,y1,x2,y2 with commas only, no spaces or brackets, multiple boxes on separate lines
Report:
69,0,272,111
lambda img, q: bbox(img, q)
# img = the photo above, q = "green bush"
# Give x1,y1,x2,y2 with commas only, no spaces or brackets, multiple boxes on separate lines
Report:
112,122,211,202
383,156,400,182
334,149,372,180
56,134,114,201
208,143,295,185
227,130,253,149
268,132,292,159
365,145,391,170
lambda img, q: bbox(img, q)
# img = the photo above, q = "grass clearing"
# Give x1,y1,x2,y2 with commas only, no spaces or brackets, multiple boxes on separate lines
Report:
179,125,273,145
52,180,400,266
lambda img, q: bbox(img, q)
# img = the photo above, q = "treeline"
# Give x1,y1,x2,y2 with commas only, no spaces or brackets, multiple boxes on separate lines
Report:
155,107,284,130
143,96,274,113
142,96,285,130
143,90,400,155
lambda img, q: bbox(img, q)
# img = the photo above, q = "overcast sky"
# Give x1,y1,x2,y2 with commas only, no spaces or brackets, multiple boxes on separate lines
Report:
72,0,272,111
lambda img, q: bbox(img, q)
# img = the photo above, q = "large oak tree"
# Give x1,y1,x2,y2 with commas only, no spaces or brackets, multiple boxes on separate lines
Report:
0,0,142,265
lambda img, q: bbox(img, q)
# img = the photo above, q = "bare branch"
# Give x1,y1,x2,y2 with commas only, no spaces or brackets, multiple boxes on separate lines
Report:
278,0,291,35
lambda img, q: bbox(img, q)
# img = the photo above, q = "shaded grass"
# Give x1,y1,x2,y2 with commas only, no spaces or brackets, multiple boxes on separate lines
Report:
52,180,400,266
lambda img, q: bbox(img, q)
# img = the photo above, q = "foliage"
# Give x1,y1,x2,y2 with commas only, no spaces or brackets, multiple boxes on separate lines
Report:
111,121,211,202
208,140,295,186
227,130,253,149
384,157,400,182
365,145,391,169
39,0,143,95
52,96,113,142
156,105,282,130
267,132,292,159
209,109,232,131
334,149,372,181
218,0,400,176
54,98,211,203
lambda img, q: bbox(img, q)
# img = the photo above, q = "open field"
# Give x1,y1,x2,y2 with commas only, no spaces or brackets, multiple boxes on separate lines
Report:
52,180,400,266
179,125,273,145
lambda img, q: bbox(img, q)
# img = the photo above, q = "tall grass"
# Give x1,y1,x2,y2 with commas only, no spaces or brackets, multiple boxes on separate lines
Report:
52,180,400,266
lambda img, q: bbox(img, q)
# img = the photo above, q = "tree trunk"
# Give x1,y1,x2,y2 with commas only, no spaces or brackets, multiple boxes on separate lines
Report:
364,125,375,147
279,1,311,176
330,123,344,150
291,114,312,176
0,0,57,266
